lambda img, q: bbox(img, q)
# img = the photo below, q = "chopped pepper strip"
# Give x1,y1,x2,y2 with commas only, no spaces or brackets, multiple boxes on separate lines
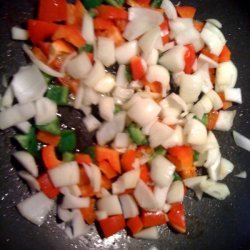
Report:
141,210,167,227
96,5,128,20
176,6,196,18
36,130,61,146
57,130,77,153
42,145,61,169
126,216,143,235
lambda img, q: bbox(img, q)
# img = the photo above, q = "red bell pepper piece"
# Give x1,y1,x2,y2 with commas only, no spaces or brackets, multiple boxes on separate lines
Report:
160,19,170,45
114,19,128,33
99,215,125,238
218,45,231,63
176,6,196,18
184,44,196,74
80,199,96,224
127,0,150,7
207,110,220,130
126,216,143,235
66,0,86,28
52,25,86,48
201,46,219,62
37,131,61,146
141,210,167,227
28,19,59,44
167,203,186,233
96,5,128,20
130,56,146,80
31,47,48,64
94,17,115,30
95,146,121,174
42,145,62,169
37,172,60,199
38,0,67,23
139,164,151,184
79,184,95,197
75,153,92,165
121,149,137,172
58,76,80,95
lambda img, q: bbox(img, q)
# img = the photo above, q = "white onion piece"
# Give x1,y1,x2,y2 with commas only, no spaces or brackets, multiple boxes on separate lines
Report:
11,26,28,40
158,41,175,53
84,60,106,88
79,105,91,116
89,163,101,193
207,152,221,181
0,102,36,130
192,37,205,52
167,93,188,114
71,210,90,238
113,133,130,149
224,88,242,104
162,125,184,148
233,130,250,151
60,52,77,74
169,18,193,37
134,180,158,210
161,107,180,125
22,44,64,78
82,87,100,106
149,121,174,148
66,52,92,79
112,178,125,194
175,27,200,46
150,155,175,188
142,118,157,136
96,37,115,67
139,27,161,55
16,121,32,134
13,151,38,177
48,161,80,188
206,90,223,110
18,170,40,191
113,87,134,104
179,74,202,103
61,193,90,209
35,97,57,125
194,131,219,153
142,49,159,66
119,194,139,219
94,73,116,93
154,185,171,209
97,195,122,216
218,158,234,180
215,61,238,91
214,110,236,131
67,185,82,197
159,45,187,72
115,41,138,64
121,169,140,189
200,179,230,200
99,96,114,121
198,53,219,68
161,0,177,20
206,19,222,29
81,13,95,44
2,86,14,108
134,227,159,239
184,118,207,145
184,176,207,199
74,86,84,109
96,210,108,221
116,65,129,88
200,22,225,56
146,65,170,96
57,206,74,222
167,181,184,204
191,95,213,119
100,188,111,197
194,151,207,167
17,192,54,226
127,98,161,127
83,114,101,132
204,148,220,168
234,171,247,179
163,203,171,213
123,94,142,110
11,64,47,104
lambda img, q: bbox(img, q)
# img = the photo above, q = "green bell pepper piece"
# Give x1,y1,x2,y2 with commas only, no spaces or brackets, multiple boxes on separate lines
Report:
151,0,163,8
128,123,148,146
173,172,182,181
62,152,75,162
36,118,61,135
83,146,96,161
46,85,69,105
83,0,103,9
57,130,77,153
79,44,94,53
104,0,125,7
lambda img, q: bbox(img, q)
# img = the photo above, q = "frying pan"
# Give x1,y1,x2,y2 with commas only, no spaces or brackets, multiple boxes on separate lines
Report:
0,0,249,249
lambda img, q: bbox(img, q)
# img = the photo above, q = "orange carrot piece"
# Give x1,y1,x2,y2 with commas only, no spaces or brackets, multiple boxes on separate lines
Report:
121,149,137,172
193,20,205,32
37,131,61,146
218,45,231,63
176,6,196,18
99,161,118,179
75,153,92,165
101,175,112,190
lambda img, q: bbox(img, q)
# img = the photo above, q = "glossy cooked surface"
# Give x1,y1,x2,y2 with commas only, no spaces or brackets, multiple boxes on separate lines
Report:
0,0,250,249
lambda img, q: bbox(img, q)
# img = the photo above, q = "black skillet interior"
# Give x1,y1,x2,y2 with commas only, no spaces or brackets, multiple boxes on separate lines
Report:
0,0,250,249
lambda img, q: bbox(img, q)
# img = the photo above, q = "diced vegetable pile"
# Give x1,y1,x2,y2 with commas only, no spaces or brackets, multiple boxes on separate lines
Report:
0,0,248,241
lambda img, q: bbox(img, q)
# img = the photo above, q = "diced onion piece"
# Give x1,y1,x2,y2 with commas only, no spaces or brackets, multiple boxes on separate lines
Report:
116,65,128,88
84,60,106,88
154,185,171,209
184,118,207,145
150,155,175,188
112,178,125,194
158,41,175,53
81,13,95,44
179,74,202,103
16,121,32,134
48,161,80,188
74,86,84,109
134,227,159,239
121,169,140,189
35,97,57,125
2,86,14,108
194,131,219,153
207,151,221,181
22,44,64,78
206,90,223,110
115,41,138,64
142,48,159,66
17,192,54,226
184,176,207,199
200,22,226,56
198,53,219,68
161,0,177,20
206,19,222,29
0,102,36,130
66,52,92,79
89,163,101,193
159,45,187,72
191,95,213,119
233,130,250,152
119,194,139,219
100,188,111,197
18,170,40,191
134,180,158,210
169,18,193,37
200,179,230,200
127,98,161,127
11,64,47,104
61,193,90,209
57,206,74,222
99,96,114,122
113,133,130,149
162,125,184,148
112,87,134,104
175,27,200,46
83,114,101,132
11,26,28,40
214,110,236,131
82,87,100,106
97,195,122,216
96,37,115,67
224,88,242,104
218,158,234,180
71,210,90,238
215,61,238,91
234,171,247,179
94,73,116,93
67,185,82,197
167,181,184,204
96,211,108,221
13,151,38,177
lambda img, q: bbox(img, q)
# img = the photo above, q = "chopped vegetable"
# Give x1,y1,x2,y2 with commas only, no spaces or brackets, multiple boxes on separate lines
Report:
167,203,186,233
62,152,75,162
99,215,125,237
127,216,143,235
36,118,61,135
37,173,60,198
36,130,61,146
128,123,148,146
46,85,69,105
57,130,77,153
42,145,61,169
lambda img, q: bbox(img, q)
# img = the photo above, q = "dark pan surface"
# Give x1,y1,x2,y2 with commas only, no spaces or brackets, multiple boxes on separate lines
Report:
0,0,250,249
